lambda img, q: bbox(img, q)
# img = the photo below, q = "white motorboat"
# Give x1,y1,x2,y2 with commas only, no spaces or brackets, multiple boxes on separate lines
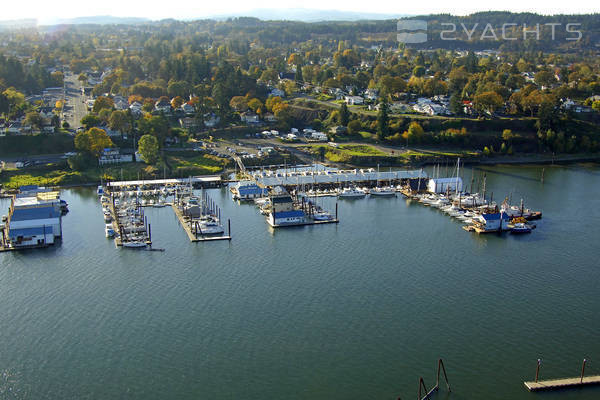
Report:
370,186,396,197
313,211,334,221
122,241,147,248
198,216,225,235
337,187,366,199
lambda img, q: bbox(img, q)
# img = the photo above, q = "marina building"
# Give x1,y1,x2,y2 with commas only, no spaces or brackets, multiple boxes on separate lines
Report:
267,190,306,226
231,181,268,201
427,177,463,193
3,190,63,249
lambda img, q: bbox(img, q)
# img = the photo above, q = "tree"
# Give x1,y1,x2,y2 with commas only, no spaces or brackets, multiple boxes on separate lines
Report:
229,96,248,111
108,110,131,135
138,134,160,164
402,121,425,144
347,119,362,135
449,93,462,115
171,96,184,109
81,114,101,130
339,103,350,126
473,91,503,116
92,96,114,113
77,73,88,85
247,98,263,114
138,114,169,144
502,129,514,142
376,102,389,141
75,127,113,157
24,111,44,130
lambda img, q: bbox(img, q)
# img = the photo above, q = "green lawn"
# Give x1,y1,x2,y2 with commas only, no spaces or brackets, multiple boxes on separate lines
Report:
337,144,387,156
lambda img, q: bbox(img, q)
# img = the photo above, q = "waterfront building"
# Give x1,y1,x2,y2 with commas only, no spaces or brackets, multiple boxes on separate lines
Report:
267,189,306,226
427,177,463,193
232,182,268,201
5,190,63,248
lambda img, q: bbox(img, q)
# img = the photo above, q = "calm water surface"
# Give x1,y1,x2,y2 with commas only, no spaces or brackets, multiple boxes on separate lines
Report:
1,164,599,399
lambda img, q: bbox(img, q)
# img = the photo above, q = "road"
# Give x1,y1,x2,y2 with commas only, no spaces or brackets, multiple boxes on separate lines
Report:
63,73,88,130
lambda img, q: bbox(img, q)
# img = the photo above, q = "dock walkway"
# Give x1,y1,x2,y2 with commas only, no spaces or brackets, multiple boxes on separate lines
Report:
524,375,600,391
171,204,231,242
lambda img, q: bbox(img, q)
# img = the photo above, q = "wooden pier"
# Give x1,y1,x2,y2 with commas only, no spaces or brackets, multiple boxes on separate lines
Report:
524,359,599,392
266,218,339,228
171,204,231,242
524,376,600,391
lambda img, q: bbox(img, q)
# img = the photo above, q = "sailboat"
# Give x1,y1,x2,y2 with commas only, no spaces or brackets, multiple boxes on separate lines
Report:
370,164,396,196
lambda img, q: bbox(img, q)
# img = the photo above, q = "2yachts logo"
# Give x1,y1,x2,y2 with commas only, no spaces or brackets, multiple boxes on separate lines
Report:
398,19,583,43
397,20,428,44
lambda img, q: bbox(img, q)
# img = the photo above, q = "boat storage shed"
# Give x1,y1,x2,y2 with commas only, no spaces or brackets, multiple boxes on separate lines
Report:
427,177,463,193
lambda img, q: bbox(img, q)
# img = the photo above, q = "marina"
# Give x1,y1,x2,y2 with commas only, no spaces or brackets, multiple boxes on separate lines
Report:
0,163,598,400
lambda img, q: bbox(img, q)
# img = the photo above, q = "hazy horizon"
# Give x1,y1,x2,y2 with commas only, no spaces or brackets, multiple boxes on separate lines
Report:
2,3,599,25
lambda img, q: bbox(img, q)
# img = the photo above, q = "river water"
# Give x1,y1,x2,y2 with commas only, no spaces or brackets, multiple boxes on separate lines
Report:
1,163,599,399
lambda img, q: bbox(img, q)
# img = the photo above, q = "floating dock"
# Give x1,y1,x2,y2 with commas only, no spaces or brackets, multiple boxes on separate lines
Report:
171,204,231,242
266,218,339,228
524,376,600,391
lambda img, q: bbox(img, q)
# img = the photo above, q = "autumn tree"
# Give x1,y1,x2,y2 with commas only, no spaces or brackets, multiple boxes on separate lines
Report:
171,96,184,109
75,127,113,157
473,91,503,116
138,134,160,164
92,96,114,113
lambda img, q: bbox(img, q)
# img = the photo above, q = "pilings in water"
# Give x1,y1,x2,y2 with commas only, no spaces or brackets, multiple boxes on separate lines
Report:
524,358,600,391
396,359,451,400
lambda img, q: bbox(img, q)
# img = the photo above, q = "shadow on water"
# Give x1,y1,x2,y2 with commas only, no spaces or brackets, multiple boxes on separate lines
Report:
474,166,549,185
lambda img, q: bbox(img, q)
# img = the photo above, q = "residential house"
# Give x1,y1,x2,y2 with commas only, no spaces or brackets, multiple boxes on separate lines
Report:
330,125,347,135
263,113,277,122
240,112,260,124
269,88,285,98
364,89,379,102
98,148,133,165
310,131,328,141
345,95,364,105
179,117,199,130
204,113,220,128
155,98,172,113
181,103,195,115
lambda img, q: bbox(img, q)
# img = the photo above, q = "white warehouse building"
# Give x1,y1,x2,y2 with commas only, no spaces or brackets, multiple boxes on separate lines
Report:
427,177,463,193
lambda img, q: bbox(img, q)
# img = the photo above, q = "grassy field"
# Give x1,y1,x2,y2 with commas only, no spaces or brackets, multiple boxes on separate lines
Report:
0,153,229,189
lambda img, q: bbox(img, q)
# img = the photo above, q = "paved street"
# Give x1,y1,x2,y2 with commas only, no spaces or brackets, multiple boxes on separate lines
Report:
63,73,88,130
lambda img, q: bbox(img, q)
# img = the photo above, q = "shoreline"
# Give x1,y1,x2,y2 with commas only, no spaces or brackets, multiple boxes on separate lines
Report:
2,154,599,194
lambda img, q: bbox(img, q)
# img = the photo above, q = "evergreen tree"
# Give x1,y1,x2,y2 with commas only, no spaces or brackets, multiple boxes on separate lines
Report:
295,66,303,82
449,93,462,115
339,103,350,126
376,102,389,141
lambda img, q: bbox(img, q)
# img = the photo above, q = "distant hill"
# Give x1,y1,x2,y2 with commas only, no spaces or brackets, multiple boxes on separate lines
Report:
0,19,36,29
205,9,408,22
41,16,150,26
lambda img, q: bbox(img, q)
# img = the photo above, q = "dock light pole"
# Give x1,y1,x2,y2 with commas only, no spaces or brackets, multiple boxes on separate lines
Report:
581,359,587,383
535,359,542,383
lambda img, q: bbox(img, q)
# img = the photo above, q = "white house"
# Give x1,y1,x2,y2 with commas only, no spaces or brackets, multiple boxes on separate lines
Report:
311,131,328,141
240,112,259,123
345,95,364,105
98,148,133,165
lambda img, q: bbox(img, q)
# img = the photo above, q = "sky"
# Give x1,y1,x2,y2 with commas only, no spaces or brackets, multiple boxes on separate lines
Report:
3,0,598,24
